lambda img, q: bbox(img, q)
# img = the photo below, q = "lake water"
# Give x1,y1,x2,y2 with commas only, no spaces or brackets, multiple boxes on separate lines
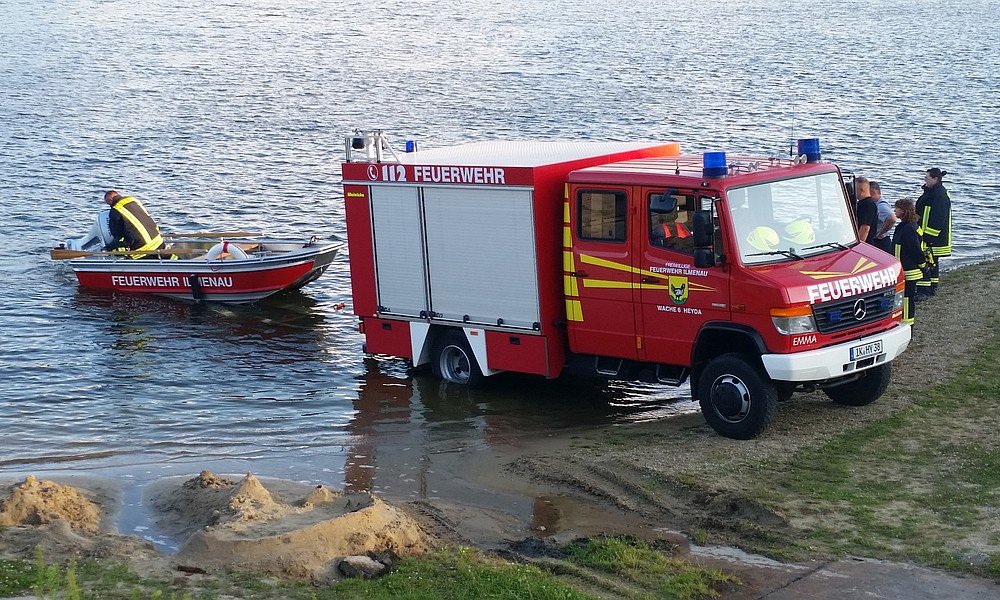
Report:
1,0,997,538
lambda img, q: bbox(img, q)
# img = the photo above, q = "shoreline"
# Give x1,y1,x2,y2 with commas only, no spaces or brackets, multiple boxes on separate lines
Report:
3,259,1000,597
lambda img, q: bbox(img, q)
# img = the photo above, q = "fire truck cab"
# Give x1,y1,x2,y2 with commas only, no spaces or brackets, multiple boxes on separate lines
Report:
341,132,911,439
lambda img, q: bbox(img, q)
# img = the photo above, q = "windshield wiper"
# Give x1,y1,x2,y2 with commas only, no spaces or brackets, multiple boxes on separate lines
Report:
747,248,802,259
801,241,848,251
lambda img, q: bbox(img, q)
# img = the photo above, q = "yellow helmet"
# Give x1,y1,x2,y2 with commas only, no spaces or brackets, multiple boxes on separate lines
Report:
747,226,780,252
784,220,815,244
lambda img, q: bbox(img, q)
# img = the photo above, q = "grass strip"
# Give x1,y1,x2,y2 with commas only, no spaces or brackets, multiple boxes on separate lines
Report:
329,547,591,600
565,536,737,599
0,559,35,596
748,321,1000,576
1,542,738,599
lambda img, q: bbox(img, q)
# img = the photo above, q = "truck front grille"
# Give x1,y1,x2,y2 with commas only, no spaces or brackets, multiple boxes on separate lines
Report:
812,288,895,334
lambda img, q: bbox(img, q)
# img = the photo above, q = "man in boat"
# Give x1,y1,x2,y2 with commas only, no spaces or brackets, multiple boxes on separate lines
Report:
103,190,166,258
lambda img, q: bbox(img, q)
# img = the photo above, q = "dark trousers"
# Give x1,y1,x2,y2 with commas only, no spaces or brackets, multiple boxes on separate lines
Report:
903,280,917,325
916,258,940,295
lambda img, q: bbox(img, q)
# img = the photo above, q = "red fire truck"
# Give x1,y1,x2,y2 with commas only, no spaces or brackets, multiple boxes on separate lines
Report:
341,132,911,439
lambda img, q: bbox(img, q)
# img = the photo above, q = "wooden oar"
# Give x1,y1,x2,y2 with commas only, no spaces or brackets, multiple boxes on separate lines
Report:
50,248,208,260
162,231,263,239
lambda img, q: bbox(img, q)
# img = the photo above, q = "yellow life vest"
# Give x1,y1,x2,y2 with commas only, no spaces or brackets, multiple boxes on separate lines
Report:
112,196,163,258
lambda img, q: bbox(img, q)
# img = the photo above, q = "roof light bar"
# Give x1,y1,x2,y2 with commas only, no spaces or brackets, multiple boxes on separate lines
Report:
702,152,728,178
796,138,821,163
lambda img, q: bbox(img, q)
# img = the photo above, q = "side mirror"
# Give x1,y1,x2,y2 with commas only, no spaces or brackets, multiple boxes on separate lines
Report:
694,247,715,268
649,191,679,214
692,210,714,247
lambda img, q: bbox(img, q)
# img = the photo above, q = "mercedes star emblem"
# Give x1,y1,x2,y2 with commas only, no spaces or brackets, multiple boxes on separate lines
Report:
853,299,867,320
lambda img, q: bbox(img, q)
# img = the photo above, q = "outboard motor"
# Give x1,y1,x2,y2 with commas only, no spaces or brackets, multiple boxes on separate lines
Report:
66,209,113,251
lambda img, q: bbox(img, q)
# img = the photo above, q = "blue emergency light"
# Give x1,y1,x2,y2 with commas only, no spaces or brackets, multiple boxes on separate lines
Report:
702,152,728,177
797,138,821,163
405,140,417,153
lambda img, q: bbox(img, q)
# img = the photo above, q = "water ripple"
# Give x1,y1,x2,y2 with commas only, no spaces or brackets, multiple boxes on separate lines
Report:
1,0,996,488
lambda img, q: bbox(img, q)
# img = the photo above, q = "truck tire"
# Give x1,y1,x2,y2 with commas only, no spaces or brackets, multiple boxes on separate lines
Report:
431,330,484,387
698,353,778,439
823,363,891,406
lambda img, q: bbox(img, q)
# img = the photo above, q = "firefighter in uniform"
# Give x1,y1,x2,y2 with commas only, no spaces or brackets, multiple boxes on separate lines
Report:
892,198,929,326
651,203,692,253
914,168,951,298
103,190,165,258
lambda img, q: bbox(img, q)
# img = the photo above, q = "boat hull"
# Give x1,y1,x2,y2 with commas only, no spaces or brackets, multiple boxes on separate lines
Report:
69,242,339,303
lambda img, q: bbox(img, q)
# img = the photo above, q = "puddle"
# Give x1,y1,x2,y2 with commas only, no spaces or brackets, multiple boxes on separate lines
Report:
529,494,687,546
689,543,808,571
118,480,178,553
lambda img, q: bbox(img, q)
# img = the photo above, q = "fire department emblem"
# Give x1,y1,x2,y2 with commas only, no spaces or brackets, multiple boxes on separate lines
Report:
668,276,688,305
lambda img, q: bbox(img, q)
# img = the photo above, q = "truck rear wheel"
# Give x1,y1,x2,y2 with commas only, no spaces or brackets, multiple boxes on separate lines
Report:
698,353,777,439
823,363,891,406
431,331,484,387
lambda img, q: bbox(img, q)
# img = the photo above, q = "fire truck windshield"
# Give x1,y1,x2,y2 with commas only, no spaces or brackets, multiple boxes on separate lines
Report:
726,172,856,265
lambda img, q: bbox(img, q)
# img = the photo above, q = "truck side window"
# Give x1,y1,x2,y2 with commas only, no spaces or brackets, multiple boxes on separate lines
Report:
649,193,695,255
578,190,627,242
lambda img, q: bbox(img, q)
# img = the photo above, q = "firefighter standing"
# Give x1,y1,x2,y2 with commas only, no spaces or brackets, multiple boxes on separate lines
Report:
892,198,929,326
102,190,165,258
914,168,952,299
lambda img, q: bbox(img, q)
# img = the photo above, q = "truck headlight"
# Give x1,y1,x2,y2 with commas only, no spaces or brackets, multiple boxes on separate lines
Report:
770,306,818,335
893,290,904,310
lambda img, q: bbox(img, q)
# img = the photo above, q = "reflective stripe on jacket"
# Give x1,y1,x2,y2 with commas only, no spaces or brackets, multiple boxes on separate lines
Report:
112,196,163,258
916,183,952,257
893,222,927,282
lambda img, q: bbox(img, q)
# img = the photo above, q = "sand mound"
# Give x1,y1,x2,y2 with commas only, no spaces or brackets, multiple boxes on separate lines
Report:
0,475,100,532
150,471,428,579
0,518,161,568
152,471,284,532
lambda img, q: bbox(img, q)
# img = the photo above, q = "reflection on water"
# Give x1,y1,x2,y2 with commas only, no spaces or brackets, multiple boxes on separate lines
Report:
72,288,330,344
344,362,415,494
0,306,696,483
0,288,348,474
2,0,998,529
341,358,698,498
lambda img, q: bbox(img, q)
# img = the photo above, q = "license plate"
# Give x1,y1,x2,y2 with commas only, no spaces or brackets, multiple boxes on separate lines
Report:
850,340,883,361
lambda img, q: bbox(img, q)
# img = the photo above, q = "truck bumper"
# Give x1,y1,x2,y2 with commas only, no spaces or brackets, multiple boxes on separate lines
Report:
761,324,911,382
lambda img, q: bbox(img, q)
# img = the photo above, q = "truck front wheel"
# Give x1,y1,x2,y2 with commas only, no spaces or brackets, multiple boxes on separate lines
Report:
698,353,778,440
431,330,484,387
823,363,891,406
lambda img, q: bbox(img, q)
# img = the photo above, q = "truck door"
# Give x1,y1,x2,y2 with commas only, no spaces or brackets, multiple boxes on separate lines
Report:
567,186,640,360
637,188,730,365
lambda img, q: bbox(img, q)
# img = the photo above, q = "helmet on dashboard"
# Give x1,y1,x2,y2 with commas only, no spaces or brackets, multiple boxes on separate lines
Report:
784,220,815,244
747,226,780,252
